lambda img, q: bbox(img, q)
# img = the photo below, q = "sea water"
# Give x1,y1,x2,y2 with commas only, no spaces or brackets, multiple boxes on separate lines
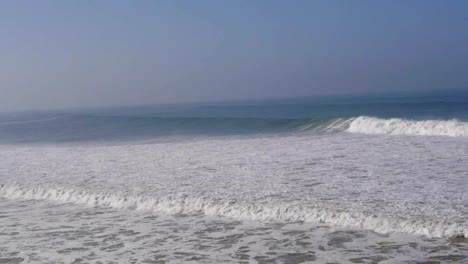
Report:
0,91,467,263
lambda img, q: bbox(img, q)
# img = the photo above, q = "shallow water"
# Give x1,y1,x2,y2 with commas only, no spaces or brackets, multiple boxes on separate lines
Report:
1,198,466,264
0,131,467,263
1,133,467,237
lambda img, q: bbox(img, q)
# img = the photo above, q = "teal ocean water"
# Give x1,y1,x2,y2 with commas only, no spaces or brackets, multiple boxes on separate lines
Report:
1,91,468,143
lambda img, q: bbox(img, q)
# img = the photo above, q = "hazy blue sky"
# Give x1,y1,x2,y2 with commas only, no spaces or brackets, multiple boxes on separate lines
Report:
1,0,467,111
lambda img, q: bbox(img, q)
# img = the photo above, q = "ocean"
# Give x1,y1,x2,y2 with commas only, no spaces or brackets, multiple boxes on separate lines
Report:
0,91,467,263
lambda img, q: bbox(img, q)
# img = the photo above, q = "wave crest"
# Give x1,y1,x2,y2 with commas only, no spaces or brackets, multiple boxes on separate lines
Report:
347,116,468,137
0,184,465,238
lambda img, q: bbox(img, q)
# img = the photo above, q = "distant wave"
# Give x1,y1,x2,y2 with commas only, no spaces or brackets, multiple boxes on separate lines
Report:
67,115,468,137
0,184,465,238
0,117,57,126
2,114,468,142
347,116,468,137
54,115,356,134
296,118,353,132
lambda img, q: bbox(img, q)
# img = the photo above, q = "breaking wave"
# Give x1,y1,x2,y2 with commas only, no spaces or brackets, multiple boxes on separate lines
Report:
0,184,465,239
2,113,468,143
347,116,468,137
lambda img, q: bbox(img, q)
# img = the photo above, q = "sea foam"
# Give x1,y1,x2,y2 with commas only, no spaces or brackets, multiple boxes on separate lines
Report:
347,116,468,137
0,184,466,238
1,128,466,240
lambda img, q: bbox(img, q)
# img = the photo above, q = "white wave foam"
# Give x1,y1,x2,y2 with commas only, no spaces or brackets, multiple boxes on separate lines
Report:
347,116,468,137
1,184,465,238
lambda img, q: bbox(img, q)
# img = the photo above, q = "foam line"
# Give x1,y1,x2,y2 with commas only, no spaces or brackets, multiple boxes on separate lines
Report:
0,184,465,238
347,116,468,137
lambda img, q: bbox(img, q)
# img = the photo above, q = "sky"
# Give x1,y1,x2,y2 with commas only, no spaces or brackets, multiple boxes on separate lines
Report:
0,0,467,112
